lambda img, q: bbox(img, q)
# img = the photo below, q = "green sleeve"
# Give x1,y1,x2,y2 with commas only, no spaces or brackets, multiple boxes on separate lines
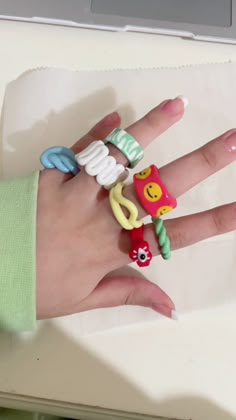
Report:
0,172,39,331
0,408,63,419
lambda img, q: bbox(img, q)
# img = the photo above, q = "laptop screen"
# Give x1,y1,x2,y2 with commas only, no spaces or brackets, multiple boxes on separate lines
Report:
91,0,232,27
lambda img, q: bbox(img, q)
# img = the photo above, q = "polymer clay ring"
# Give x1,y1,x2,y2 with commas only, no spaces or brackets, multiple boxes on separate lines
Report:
109,182,143,230
104,128,144,168
40,146,79,175
76,140,128,188
133,165,177,218
152,217,171,260
129,226,152,267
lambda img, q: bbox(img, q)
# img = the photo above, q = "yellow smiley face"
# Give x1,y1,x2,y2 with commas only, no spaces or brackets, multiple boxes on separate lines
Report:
156,205,173,217
144,182,162,202
135,167,151,180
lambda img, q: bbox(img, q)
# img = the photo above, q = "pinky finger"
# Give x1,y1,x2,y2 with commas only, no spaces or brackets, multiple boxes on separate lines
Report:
118,202,236,264
165,202,236,251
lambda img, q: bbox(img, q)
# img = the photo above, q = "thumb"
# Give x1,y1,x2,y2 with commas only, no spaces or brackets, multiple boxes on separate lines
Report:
78,267,177,320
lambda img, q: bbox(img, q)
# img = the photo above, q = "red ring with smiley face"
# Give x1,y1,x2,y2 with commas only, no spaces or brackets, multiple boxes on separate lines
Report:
133,165,177,217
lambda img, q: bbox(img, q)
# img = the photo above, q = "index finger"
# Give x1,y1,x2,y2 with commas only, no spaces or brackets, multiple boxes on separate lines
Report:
107,96,187,167
72,96,187,168
127,95,188,151
69,96,187,192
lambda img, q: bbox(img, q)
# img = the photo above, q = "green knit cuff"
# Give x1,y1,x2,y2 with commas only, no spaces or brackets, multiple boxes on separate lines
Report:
0,172,39,331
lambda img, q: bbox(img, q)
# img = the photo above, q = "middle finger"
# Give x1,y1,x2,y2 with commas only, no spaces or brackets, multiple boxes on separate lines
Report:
70,96,186,192
124,129,236,216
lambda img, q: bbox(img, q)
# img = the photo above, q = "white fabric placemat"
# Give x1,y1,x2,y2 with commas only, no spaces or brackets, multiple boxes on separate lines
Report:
1,63,236,330
1,64,236,420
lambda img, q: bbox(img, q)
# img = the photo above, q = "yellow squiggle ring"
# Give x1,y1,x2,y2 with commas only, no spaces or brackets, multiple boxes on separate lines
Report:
109,182,143,230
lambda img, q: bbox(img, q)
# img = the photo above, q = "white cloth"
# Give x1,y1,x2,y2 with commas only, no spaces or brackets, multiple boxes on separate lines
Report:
2,64,236,321
1,64,236,420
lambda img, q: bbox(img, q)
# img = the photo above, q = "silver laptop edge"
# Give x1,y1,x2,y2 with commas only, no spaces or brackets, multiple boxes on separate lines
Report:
1,0,236,45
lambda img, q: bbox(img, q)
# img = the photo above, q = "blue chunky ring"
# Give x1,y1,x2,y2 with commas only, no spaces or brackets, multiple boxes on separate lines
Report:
40,146,80,175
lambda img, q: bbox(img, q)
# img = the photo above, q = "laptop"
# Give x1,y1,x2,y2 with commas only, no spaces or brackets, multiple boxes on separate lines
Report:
1,0,236,45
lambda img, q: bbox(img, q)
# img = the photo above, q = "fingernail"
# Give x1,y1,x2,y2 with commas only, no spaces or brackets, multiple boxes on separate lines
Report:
161,95,188,116
176,95,189,109
103,111,120,127
153,303,177,320
224,129,236,152
171,310,179,321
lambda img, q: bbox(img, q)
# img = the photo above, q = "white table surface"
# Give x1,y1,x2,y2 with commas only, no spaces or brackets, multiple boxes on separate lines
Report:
1,20,236,420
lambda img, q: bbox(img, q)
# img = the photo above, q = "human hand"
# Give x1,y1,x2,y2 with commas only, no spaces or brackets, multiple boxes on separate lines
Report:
37,97,236,320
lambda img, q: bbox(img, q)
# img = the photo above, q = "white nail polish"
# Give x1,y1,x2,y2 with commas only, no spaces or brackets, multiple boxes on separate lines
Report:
176,95,189,109
171,310,179,320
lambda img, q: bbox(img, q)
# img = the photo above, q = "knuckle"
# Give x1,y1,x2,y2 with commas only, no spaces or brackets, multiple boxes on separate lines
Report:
144,110,158,135
168,227,188,250
211,207,228,235
200,144,217,170
232,203,236,220
211,205,236,235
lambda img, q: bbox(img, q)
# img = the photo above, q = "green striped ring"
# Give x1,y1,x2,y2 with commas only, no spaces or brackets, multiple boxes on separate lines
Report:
152,217,171,260
104,128,144,168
